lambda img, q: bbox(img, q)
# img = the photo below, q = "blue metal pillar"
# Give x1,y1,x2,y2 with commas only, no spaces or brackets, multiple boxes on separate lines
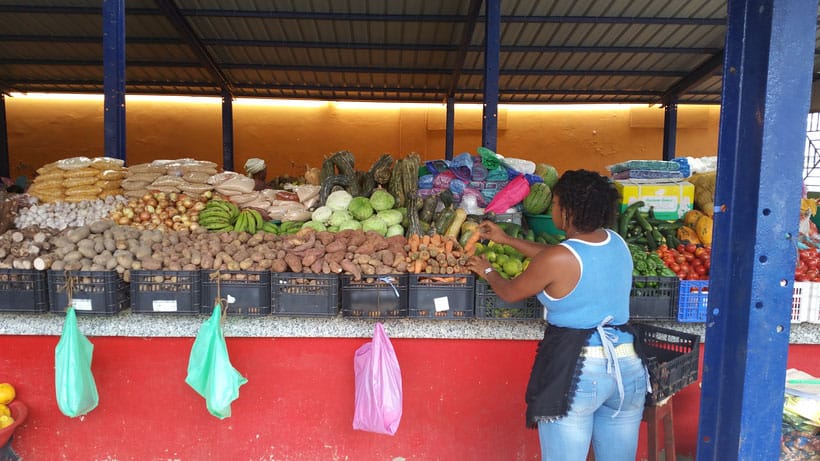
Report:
696,1,818,459
482,0,499,152
662,99,677,160
445,96,455,161
221,89,234,172
0,94,8,178
102,0,126,162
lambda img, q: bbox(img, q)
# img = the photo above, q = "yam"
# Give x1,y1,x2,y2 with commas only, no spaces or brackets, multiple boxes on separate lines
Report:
271,259,288,273
141,257,162,271
340,259,362,280
325,240,347,253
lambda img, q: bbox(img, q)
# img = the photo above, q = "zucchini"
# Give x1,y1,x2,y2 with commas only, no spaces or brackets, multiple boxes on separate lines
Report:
419,195,438,223
618,201,644,237
406,195,423,236
445,208,468,239
434,208,456,235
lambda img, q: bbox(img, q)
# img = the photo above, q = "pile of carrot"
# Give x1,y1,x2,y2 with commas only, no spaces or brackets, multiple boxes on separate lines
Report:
405,233,468,275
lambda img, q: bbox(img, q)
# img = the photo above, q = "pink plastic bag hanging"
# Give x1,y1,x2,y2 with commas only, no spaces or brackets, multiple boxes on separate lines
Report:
484,174,531,213
353,322,403,435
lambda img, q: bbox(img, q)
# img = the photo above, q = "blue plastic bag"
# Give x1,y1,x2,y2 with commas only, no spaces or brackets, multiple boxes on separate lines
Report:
186,302,248,419
353,322,403,435
55,307,99,417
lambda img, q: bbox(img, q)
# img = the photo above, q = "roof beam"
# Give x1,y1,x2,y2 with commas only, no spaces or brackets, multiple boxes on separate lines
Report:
446,0,483,99
0,59,692,77
0,35,721,54
661,51,724,104
153,0,233,95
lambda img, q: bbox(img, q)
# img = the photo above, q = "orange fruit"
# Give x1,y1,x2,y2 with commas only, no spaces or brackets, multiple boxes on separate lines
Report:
0,383,15,405
0,404,9,418
0,414,13,429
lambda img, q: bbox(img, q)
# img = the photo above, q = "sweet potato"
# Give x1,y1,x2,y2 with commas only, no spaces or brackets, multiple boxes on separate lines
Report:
340,259,362,280
284,254,302,272
271,259,288,273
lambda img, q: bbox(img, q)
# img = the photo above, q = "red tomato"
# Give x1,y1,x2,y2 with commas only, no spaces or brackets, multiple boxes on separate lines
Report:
669,262,681,273
695,247,707,258
685,243,698,254
684,252,695,262
694,265,708,276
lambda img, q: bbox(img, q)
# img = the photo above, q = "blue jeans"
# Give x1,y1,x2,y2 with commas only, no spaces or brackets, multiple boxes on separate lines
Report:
537,355,648,461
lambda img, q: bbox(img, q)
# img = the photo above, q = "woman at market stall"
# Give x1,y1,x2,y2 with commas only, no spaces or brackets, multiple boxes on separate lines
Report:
244,157,270,191
467,169,649,461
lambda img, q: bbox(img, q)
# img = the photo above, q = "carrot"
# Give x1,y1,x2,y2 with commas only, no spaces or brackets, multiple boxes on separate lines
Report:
409,234,420,252
422,235,431,246
463,230,482,256
413,259,424,274
431,234,442,247
444,237,454,254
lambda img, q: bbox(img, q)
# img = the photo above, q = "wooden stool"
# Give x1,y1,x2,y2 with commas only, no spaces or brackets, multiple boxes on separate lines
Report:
585,400,676,461
644,400,676,461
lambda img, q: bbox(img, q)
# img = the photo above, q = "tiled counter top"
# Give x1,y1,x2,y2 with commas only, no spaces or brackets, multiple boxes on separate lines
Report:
1,312,819,343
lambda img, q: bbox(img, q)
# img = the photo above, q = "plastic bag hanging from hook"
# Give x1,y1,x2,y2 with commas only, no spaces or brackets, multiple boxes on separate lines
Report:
54,280,99,418
353,322,403,435
185,301,247,419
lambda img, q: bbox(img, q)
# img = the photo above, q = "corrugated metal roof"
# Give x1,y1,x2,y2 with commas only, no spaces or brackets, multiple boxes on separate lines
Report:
0,0,807,104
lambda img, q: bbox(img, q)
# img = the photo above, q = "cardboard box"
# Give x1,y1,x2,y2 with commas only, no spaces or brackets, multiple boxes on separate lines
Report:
614,180,694,220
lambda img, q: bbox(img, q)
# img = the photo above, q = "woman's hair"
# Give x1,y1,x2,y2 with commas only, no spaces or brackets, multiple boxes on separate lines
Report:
551,169,619,233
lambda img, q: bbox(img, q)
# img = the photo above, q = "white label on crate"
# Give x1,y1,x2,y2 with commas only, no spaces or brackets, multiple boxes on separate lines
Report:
434,297,450,312
72,299,92,311
153,300,178,312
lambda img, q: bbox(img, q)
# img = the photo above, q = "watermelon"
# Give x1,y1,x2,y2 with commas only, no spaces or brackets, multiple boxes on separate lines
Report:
534,163,559,189
522,183,552,215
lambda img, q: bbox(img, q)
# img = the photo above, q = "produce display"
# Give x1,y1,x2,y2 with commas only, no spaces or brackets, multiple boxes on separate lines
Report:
120,159,216,199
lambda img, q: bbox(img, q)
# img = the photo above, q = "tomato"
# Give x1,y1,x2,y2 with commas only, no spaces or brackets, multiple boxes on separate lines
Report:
694,265,708,276
685,243,698,254
676,244,685,252
691,258,702,267
674,255,686,264
669,262,681,273
684,252,695,262
658,244,668,252
694,247,707,258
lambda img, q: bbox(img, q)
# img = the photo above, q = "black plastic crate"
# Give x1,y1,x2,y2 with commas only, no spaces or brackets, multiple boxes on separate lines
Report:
409,274,475,319
48,271,129,315
629,276,680,321
474,280,542,320
200,270,271,316
271,273,339,317
341,274,408,319
130,270,201,314
634,323,700,406
0,269,49,313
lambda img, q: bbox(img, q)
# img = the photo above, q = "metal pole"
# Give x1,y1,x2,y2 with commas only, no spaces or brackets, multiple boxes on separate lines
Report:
445,96,455,161
482,0,499,152
662,99,677,160
102,0,126,162
222,89,234,172
696,0,818,459
0,94,9,178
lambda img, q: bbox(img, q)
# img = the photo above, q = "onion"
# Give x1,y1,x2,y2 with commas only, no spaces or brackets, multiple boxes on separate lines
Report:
181,198,194,209
192,202,205,211
177,204,187,214
168,192,178,202
117,216,131,225
142,193,153,202
139,211,151,222
145,198,158,208
146,205,155,214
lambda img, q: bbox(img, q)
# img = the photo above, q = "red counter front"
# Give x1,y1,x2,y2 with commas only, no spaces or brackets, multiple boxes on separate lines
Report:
1,336,817,460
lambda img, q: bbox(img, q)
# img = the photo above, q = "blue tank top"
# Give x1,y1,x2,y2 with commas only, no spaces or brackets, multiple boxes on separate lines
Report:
536,229,633,346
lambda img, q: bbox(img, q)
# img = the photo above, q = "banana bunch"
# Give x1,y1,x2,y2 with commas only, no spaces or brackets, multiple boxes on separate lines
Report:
233,208,264,234
198,200,241,231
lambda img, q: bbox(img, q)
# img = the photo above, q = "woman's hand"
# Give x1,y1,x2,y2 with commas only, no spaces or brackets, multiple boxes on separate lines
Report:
478,220,507,243
466,255,493,278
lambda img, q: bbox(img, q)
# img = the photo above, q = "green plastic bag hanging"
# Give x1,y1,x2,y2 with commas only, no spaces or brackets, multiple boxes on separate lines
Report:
55,307,99,417
185,302,247,419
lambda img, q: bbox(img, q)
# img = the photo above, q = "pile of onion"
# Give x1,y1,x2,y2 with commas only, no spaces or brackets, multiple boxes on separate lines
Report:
109,191,211,231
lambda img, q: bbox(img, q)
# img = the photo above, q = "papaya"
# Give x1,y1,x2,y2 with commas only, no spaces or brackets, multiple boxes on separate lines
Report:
696,215,713,246
684,209,705,228
677,226,701,245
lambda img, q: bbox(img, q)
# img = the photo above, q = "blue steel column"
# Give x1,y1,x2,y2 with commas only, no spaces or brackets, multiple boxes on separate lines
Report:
482,0,499,152
102,0,126,162
221,89,234,172
696,0,818,459
445,96,455,161
0,94,9,178
662,99,677,160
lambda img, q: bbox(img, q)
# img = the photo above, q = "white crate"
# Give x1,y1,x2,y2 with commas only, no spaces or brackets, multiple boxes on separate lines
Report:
791,282,817,323
807,282,820,324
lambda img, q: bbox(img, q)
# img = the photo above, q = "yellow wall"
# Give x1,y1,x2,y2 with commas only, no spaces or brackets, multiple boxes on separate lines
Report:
5,95,720,179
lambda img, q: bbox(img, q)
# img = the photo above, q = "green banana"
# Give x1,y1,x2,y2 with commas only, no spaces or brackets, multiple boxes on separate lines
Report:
234,212,247,233
249,210,263,231
261,222,279,234
244,211,257,234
